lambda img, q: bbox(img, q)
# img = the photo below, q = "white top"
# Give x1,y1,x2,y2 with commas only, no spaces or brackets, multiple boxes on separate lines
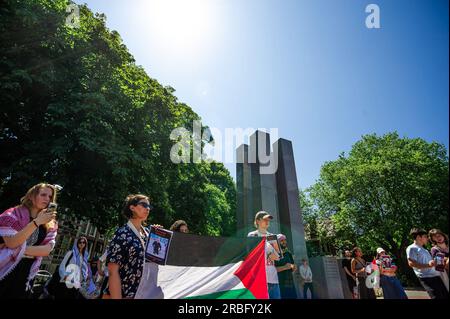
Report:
59,251,82,288
406,243,440,278
247,230,279,284
299,264,313,283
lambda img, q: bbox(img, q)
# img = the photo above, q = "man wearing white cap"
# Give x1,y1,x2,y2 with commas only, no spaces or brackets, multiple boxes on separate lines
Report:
247,211,281,299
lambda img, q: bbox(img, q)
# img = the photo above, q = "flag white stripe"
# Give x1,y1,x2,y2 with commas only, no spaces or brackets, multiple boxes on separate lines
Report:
135,261,245,299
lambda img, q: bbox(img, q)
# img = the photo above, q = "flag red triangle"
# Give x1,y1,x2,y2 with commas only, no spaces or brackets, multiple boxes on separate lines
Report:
234,238,268,299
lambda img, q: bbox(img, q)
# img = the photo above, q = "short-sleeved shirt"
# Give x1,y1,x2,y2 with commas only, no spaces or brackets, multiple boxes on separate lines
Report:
406,243,439,278
247,230,279,284
106,224,149,298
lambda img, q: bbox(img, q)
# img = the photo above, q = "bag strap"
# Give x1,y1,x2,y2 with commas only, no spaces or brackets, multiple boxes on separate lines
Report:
65,251,73,268
356,258,366,268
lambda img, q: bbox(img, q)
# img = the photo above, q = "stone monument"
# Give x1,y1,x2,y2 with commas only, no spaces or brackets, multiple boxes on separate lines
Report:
236,130,346,299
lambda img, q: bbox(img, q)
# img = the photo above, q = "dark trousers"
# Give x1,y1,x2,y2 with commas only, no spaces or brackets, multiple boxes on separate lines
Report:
303,282,314,299
98,275,109,299
0,258,35,299
279,284,298,299
356,276,376,299
346,276,356,296
380,276,408,299
419,276,448,299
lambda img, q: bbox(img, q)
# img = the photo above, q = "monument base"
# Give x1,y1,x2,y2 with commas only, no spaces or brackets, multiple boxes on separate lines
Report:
308,256,348,299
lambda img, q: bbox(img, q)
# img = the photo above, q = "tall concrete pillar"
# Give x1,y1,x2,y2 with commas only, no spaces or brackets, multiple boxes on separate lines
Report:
236,144,254,236
248,130,280,234
236,134,346,298
274,138,308,261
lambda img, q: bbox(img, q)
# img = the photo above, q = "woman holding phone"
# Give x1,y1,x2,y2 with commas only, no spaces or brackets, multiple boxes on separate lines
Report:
0,183,58,298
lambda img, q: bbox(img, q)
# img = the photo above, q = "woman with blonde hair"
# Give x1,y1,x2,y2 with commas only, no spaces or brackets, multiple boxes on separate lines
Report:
0,183,58,298
351,247,376,299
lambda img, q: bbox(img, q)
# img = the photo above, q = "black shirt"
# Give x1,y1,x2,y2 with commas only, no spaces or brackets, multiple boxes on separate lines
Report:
342,258,353,278
0,225,47,298
275,249,295,285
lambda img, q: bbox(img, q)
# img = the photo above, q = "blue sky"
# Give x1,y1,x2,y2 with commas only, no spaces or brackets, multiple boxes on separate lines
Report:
76,0,449,189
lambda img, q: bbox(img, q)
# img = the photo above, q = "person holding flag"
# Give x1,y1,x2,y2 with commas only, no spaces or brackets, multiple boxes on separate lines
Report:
365,256,381,297
248,211,281,299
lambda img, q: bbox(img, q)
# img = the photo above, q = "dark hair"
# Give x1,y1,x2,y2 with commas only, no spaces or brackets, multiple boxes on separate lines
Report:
170,220,188,232
122,194,149,219
352,247,361,258
77,236,88,256
429,229,449,245
410,228,428,240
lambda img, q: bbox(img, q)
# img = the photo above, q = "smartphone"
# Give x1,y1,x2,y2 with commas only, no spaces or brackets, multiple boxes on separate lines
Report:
47,202,58,214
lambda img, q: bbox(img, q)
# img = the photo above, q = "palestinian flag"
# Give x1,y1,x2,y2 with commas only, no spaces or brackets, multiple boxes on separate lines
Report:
135,233,268,299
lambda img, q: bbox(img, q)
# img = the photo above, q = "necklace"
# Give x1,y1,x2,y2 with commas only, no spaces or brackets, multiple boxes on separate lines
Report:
127,220,148,250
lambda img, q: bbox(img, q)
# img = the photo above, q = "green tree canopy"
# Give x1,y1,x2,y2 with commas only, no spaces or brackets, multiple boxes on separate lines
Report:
303,132,448,284
0,0,236,236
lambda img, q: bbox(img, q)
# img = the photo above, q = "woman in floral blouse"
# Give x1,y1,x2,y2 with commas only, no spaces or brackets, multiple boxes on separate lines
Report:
105,194,153,299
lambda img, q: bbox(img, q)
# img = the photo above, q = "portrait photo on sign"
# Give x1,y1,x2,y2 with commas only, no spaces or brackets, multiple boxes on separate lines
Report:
266,235,283,258
145,227,173,265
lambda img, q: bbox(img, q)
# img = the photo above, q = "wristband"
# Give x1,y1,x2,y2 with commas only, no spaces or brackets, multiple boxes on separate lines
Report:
33,220,39,228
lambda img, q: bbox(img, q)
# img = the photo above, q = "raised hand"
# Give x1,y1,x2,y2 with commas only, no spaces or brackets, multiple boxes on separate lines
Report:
35,208,56,226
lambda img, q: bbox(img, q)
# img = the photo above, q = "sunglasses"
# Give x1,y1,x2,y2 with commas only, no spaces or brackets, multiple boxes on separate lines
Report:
137,202,153,210
78,241,86,245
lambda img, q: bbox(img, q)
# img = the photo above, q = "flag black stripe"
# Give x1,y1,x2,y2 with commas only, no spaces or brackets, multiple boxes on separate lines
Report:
166,233,262,267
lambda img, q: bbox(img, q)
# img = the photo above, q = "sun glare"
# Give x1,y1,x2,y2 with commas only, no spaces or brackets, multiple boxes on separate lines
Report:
135,0,218,59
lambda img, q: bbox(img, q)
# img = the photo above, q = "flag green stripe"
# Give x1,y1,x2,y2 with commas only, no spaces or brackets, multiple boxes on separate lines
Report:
185,288,256,299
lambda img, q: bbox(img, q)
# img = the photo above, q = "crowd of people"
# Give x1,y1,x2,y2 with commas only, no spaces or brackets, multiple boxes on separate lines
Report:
0,184,191,299
342,228,449,299
0,183,448,299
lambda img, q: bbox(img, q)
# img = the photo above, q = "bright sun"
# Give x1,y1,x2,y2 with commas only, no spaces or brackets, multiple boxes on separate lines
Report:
135,0,217,59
